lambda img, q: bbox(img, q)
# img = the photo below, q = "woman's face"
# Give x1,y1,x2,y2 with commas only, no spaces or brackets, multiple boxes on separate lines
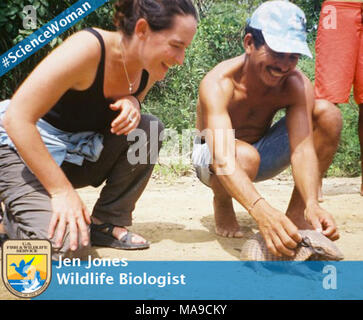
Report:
142,14,197,81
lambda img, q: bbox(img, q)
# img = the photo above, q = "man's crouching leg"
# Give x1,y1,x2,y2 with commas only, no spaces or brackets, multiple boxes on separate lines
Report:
210,140,260,238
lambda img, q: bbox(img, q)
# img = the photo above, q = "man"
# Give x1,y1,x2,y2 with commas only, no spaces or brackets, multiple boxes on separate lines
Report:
315,0,363,197
192,1,342,257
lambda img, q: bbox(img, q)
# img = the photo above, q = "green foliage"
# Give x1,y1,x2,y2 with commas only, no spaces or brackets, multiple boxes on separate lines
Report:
143,1,246,132
0,0,116,100
329,101,360,177
152,161,193,182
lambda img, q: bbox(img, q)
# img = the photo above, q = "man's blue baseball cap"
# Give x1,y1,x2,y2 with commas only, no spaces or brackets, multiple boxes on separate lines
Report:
248,0,312,58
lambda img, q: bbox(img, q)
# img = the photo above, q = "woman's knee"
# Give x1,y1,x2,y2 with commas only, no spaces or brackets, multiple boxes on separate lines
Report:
138,114,164,150
139,115,164,136
127,115,164,164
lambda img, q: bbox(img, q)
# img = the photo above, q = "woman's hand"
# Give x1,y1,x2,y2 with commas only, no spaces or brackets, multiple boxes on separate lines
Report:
109,96,141,135
48,187,91,251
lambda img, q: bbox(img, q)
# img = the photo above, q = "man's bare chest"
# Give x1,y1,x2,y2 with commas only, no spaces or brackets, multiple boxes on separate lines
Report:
228,96,287,142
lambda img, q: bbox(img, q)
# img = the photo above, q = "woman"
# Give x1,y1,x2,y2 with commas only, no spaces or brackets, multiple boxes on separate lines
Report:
0,0,198,259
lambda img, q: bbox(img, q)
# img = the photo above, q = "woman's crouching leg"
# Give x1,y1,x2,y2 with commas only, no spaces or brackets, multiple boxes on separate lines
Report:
92,114,164,226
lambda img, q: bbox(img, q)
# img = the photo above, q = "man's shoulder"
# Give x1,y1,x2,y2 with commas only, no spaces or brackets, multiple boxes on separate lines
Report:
282,69,314,109
283,69,313,97
200,55,244,93
285,69,311,88
207,55,244,77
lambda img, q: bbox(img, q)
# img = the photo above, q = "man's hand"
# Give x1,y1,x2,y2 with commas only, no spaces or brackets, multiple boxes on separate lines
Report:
304,204,339,240
48,188,91,251
251,202,302,257
110,96,141,135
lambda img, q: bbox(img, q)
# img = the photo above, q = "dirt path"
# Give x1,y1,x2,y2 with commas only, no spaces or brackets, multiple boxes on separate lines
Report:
79,175,363,261
1,175,362,299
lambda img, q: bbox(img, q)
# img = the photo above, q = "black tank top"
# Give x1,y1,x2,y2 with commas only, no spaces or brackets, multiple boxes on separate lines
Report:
42,28,149,133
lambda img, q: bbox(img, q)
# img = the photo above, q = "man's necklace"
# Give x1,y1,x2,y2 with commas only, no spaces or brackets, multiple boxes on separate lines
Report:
120,35,137,94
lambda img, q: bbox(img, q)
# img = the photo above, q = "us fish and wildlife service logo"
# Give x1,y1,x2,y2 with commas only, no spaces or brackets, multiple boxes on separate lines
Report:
2,240,51,298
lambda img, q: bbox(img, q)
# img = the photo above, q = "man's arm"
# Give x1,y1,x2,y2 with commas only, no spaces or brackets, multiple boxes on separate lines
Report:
199,75,261,209
286,73,338,239
199,74,302,257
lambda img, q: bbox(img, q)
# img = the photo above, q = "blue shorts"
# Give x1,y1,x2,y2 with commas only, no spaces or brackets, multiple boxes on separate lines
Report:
192,117,290,187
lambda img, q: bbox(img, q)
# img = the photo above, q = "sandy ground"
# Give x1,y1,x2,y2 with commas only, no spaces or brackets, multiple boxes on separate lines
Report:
0,174,362,299
78,174,363,261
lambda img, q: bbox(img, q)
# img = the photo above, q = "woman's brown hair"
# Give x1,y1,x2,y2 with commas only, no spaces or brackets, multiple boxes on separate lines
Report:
114,0,198,37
